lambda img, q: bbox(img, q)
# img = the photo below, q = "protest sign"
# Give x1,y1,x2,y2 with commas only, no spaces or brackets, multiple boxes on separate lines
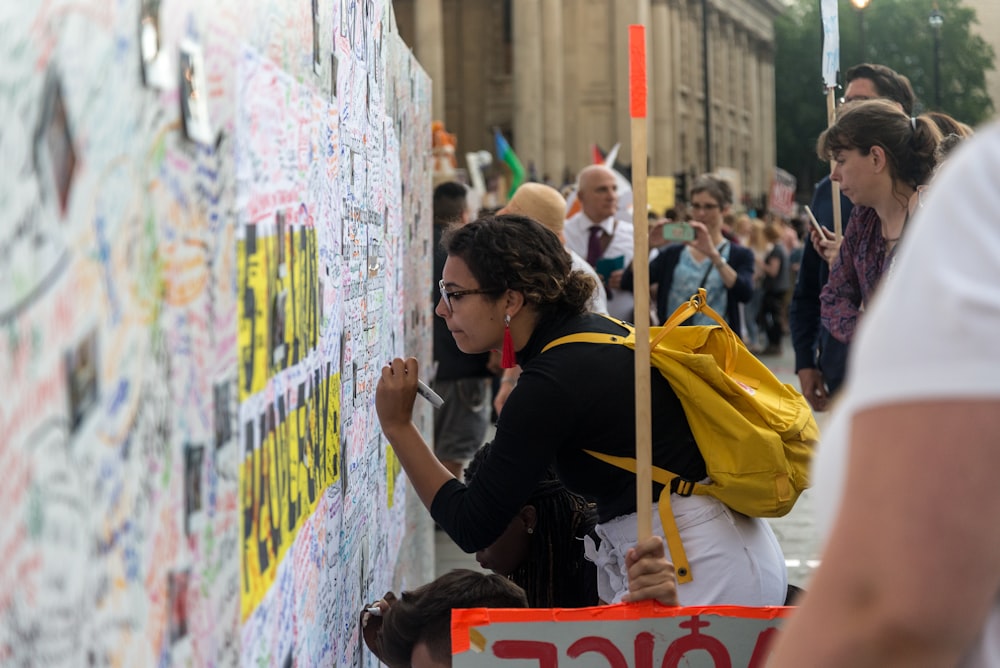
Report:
453,602,792,667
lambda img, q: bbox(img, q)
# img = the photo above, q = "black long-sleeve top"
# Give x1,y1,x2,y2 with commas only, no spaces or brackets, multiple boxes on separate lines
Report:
431,310,705,553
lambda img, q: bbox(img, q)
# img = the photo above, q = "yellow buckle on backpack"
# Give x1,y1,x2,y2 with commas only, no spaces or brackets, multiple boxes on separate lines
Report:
672,478,696,497
584,449,696,584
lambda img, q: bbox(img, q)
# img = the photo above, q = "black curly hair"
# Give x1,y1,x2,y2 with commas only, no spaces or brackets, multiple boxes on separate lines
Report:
465,442,599,608
440,213,597,317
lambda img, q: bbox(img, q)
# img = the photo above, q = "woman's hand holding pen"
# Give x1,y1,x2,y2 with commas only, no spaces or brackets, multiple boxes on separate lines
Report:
376,357,454,507
376,357,419,439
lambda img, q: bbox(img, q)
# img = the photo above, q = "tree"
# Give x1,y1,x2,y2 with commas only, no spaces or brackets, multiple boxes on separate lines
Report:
775,0,995,198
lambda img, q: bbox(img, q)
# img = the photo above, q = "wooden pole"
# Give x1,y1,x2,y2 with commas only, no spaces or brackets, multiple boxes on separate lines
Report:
629,24,652,541
826,88,843,239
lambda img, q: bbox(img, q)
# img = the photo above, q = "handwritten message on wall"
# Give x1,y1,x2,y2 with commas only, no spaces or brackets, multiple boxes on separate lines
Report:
0,0,432,665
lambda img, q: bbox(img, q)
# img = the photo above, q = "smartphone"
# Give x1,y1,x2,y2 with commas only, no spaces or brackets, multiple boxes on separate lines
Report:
805,207,827,238
808,216,829,239
662,221,696,242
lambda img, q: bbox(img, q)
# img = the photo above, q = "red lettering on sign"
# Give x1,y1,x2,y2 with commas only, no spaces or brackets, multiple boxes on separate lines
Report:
747,627,779,667
662,616,731,668
566,637,627,668
493,640,558,668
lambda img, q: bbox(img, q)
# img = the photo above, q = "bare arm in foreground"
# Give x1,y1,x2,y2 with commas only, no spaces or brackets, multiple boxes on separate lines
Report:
768,400,1000,667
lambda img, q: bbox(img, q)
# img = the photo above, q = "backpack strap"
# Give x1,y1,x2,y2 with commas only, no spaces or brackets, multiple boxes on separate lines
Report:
584,449,698,584
541,315,634,354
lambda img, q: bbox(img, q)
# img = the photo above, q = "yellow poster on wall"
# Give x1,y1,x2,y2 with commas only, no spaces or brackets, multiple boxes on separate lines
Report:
648,176,676,218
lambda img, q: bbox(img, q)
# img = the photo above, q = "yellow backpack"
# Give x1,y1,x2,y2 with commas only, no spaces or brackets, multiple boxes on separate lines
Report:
541,289,818,583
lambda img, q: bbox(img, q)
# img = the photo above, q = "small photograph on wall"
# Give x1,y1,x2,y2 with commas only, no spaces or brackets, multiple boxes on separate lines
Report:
271,290,288,368
312,0,322,75
167,569,191,642
65,329,99,433
213,380,234,450
330,53,339,103
139,0,169,88
34,68,77,216
367,235,380,278
184,444,204,535
179,39,212,145
275,210,288,278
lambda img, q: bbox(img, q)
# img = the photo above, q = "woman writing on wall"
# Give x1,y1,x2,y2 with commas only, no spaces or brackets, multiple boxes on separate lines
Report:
375,214,787,607
818,99,941,344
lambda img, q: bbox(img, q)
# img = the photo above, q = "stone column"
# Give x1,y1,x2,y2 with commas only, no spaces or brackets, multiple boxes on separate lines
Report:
761,45,776,199
613,0,648,164
513,0,543,178
651,0,673,177
749,41,763,197
541,0,565,183
414,0,446,120
674,0,689,174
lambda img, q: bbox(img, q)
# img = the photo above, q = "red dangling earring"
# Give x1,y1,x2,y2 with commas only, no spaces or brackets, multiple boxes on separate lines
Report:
501,314,516,369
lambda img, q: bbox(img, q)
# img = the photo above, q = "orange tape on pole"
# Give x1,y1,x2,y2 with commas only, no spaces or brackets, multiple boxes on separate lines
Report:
629,25,647,119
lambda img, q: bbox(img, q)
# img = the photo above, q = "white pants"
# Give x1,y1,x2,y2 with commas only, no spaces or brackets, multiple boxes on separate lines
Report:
584,495,788,607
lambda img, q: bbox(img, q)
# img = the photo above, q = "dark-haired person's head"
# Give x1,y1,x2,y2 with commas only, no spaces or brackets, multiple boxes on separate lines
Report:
817,99,943,202
433,181,470,226
464,442,599,607
690,174,733,208
844,63,916,115
377,569,528,668
435,214,595,353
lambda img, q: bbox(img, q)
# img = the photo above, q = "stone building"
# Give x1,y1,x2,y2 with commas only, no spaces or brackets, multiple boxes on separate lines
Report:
963,0,1000,114
393,0,784,204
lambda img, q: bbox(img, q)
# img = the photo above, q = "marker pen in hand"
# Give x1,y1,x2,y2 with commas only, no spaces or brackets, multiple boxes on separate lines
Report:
416,379,445,409
386,360,445,409
365,606,383,617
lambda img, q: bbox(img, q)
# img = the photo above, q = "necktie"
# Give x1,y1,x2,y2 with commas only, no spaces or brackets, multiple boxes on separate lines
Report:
586,225,603,267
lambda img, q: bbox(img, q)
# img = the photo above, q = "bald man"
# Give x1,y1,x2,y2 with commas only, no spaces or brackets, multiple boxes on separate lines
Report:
500,182,608,315
564,165,635,321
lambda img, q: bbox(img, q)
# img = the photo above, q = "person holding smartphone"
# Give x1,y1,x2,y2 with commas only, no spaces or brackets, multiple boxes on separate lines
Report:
620,174,755,335
817,101,941,347
789,63,915,410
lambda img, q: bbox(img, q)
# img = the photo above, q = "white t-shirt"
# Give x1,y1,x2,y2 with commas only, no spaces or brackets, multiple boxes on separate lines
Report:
567,247,609,315
813,122,1000,666
564,212,635,321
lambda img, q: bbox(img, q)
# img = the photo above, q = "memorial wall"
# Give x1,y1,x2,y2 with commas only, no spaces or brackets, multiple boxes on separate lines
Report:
0,0,433,665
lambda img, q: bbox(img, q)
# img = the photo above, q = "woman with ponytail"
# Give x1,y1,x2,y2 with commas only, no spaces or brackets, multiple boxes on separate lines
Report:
817,99,943,344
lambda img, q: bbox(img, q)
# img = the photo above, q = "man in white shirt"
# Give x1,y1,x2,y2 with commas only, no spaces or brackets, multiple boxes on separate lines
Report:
564,165,635,321
500,182,608,315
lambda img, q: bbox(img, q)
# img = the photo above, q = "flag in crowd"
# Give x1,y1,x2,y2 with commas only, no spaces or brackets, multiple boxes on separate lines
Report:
494,128,526,199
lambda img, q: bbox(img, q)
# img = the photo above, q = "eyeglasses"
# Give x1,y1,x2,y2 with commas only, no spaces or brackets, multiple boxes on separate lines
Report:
438,279,500,313
690,202,720,212
837,95,874,106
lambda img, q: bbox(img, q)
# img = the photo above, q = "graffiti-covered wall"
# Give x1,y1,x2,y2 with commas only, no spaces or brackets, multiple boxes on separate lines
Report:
0,0,433,665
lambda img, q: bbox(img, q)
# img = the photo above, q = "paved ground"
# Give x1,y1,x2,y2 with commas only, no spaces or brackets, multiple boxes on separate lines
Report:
434,340,827,591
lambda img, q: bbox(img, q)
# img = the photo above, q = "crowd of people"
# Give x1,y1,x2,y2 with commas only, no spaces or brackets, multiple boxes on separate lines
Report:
363,59,994,667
